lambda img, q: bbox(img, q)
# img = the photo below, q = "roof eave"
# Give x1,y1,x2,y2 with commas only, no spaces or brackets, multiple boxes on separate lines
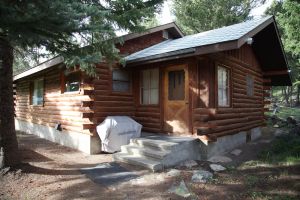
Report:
13,56,64,81
119,22,184,42
126,40,239,66
237,16,274,48
126,48,196,66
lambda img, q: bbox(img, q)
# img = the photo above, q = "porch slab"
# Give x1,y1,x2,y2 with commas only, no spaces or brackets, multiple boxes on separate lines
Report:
113,132,201,171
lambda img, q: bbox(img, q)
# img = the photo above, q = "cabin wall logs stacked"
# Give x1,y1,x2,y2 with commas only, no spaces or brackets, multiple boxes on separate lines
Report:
92,64,135,127
15,43,267,138
92,63,162,133
194,44,265,139
15,31,169,136
15,67,94,135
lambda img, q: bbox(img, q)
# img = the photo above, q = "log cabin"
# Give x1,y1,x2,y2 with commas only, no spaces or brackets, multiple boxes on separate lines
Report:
14,16,291,157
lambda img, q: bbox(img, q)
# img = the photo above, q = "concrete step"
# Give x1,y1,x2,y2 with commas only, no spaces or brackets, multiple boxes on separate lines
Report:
130,138,178,151
113,152,163,172
121,144,170,160
113,133,201,171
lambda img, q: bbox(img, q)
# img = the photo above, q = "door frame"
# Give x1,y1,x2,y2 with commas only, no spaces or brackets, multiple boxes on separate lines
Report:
163,64,190,134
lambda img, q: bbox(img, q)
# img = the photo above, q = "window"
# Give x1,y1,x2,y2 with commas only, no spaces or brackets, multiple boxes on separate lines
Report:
168,70,185,100
141,68,159,105
112,69,131,92
63,71,81,93
31,79,44,105
246,75,254,96
217,66,230,107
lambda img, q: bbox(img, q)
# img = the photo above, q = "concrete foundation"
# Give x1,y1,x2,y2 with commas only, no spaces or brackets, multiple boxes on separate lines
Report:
15,119,101,154
250,127,262,141
199,127,262,159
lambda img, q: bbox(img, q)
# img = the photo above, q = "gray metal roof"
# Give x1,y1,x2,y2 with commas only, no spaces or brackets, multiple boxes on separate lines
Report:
125,16,273,63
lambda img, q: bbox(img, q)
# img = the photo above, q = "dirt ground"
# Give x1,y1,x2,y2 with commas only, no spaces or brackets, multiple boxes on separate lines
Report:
1,130,299,200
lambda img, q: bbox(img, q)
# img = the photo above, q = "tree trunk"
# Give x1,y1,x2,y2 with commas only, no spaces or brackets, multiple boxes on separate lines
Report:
289,86,293,107
296,85,300,106
0,38,19,168
283,86,289,105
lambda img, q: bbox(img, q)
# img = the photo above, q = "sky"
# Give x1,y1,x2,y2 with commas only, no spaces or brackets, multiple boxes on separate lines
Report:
158,0,273,24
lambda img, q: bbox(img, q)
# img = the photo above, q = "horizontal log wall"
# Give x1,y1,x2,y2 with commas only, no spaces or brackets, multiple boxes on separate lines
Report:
92,64,135,130
92,63,163,133
15,66,94,135
194,44,265,138
15,32,170,136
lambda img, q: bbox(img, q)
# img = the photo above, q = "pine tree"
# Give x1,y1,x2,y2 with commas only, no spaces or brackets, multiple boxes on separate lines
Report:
172,0,265,34
0,0,162,168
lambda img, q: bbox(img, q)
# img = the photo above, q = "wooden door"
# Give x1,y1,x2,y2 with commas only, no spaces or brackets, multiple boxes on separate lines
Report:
164,65,189,134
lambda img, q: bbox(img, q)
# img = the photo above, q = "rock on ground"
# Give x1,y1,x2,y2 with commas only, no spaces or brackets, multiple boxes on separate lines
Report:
191,170,213,183
230,149,242,156
208,155,232,163
166,169,181,177
259,139,272,144
273,124,280,128
209,164,226,172
168,180,191,198
274,129,287,136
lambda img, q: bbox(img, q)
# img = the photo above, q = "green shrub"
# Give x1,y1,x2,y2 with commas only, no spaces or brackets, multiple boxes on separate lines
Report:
259,134,300,165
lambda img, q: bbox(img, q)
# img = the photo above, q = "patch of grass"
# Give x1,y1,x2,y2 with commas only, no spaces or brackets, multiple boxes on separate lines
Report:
245,175,260,187
248,191,268,200
266,106,300,121
247,191,299,200
226,165,237,173
259,134,300,165
239,160,269,169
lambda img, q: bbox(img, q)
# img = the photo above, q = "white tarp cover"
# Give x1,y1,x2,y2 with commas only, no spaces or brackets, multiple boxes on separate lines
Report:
96,116,142,153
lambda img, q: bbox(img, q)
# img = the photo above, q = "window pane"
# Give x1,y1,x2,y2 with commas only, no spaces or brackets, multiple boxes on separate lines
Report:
113,69,129,81
246,75,254,96
218,66,229,106
142,70,150,88
168,70,185,100
112,69,131,92
141,68,159,105
32,79,44,105
150,88,159,104
142,89,149,104
150,69,159,89
218,88,224,106
113,81,129,92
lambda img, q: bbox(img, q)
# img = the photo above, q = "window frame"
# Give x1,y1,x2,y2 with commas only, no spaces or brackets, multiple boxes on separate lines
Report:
61,70,82,94
216,64,231,108
111,68,132,94
30,78,44,106
140,68,160,105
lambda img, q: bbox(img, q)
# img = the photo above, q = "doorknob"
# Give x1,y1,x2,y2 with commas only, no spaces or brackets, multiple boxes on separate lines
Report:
185,102,189,105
